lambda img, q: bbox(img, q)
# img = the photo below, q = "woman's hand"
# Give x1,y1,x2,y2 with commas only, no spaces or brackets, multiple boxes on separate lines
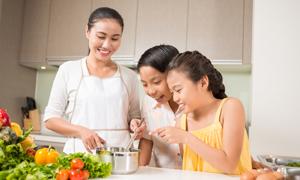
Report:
79,127,105,152
150,126,188,144
130,119,146,140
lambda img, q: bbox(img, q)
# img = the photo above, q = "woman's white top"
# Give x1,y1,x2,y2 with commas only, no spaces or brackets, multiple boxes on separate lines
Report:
142,95,182,169
43,57,140,153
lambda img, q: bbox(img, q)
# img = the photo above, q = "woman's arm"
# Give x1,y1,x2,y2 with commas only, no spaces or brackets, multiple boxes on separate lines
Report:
45,118,105,152
138,138,153,166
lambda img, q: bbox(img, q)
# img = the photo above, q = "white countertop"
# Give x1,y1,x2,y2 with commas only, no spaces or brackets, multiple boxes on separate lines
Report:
100,166,239,180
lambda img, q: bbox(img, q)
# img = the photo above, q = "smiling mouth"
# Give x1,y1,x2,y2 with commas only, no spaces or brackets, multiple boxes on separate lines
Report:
97,48,110,56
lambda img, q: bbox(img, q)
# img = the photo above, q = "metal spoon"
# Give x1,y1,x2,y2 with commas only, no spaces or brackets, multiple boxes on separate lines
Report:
125,118,145,151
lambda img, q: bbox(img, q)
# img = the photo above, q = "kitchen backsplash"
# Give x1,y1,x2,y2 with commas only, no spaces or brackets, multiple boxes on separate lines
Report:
35,66,251,134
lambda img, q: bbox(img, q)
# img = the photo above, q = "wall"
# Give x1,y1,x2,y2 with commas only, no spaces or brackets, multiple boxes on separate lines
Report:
250,0,300,156
0,0,36,124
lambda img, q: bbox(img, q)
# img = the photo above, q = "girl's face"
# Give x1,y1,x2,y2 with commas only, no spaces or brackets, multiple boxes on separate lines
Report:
167,70,206,113
140,66,172,104
86,18,122,61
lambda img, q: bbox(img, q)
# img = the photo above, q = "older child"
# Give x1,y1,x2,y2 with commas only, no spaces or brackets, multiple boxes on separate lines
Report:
151,51,252,174
137,45,182,169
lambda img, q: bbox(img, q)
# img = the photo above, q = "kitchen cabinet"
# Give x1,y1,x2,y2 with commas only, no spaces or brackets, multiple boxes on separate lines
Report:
19,0,51,68
135,0,188,61
186,0,246,64
46,0,91,62
92,0,138,65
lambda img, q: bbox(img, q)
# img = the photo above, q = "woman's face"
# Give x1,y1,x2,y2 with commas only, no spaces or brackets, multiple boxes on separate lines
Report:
140,66,172,104
167,70,205,113
86,18,122,61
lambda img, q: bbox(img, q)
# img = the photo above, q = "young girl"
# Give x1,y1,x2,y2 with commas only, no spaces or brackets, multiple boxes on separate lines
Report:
151,51,252,174
137,45,182,169
44,7,144,153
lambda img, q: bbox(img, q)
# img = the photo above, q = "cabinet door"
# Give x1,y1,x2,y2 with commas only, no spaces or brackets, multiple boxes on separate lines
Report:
20,0,50,65
187,0,244,63
47,0,91,61
92,0,138,63
135,0,188,61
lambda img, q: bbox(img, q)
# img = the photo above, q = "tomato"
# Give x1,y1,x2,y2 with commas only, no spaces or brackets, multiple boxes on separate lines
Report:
69,169,83,180
82,170,89,180
70,158,84,170
35,147,60,165
56,169,69,180
46,148,59,164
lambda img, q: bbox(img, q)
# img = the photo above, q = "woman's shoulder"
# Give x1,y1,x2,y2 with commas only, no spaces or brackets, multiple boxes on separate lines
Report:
59,59,82,70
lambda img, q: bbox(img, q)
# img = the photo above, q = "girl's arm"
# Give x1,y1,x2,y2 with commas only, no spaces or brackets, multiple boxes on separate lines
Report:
138,138,153,166
186,98,245,173
153,98,245,173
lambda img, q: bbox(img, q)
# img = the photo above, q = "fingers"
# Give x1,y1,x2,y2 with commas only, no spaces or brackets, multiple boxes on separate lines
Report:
130,119,139,132
81,130,106,151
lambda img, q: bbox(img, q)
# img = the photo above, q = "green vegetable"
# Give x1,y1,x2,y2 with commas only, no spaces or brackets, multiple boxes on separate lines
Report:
17,126,32,143
0,139,33,171
57,152,112,178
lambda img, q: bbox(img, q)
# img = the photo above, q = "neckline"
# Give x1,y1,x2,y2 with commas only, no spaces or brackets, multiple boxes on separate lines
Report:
81,57,120,78
185,98,228,132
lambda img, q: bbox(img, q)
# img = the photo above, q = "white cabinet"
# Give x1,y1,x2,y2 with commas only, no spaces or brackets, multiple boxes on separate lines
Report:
187,0,245,64
19,0,51,68
135,0,188,61
46,0,91,62
92,0,138,65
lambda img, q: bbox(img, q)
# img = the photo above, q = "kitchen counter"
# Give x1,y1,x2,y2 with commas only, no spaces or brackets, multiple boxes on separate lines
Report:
101,166,239,180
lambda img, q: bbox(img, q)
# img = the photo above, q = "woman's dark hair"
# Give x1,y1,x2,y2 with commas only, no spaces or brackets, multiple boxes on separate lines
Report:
137,45,179,73
88,7,124,32
167,51,227,99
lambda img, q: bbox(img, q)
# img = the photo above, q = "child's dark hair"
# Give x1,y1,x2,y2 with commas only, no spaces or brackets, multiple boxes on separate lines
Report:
88,7,124,32
137,45,179,73
167,51,227,99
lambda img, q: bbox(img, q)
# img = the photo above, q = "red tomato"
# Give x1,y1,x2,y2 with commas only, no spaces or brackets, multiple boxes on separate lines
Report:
82,170,89,180
70,158,84,170
69,169,84,180
56,169,69,180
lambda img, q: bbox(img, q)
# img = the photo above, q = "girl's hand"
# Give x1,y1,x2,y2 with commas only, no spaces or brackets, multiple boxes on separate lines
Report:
150,126,188,144
130,119,146,140
79,127,105,152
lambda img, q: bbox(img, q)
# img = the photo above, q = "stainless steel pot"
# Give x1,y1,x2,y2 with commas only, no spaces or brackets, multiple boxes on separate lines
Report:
96,146,139,174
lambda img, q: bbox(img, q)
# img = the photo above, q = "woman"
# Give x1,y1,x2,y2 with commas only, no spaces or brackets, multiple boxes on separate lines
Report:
137,45,182,169
44,7,144,153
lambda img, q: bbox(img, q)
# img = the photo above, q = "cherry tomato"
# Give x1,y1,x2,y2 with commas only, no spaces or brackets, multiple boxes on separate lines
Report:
82,170,89,180
69,169,83,180
56,169,69,180
70,158,84,170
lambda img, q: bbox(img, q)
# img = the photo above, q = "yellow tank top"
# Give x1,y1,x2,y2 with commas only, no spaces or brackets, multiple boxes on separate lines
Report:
180,98,252,175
